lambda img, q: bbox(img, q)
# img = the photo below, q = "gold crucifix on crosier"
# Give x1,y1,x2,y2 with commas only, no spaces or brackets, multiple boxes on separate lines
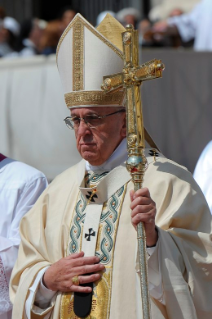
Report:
101,25,165,319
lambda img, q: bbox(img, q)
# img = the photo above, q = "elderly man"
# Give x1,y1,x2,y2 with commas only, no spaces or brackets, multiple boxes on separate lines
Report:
10,13,212,319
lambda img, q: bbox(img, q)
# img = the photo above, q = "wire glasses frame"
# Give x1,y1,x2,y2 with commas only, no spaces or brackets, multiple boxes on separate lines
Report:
64,109,125,130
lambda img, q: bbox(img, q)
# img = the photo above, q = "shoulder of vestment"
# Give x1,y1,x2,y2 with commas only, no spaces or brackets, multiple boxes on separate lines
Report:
46,160,84,192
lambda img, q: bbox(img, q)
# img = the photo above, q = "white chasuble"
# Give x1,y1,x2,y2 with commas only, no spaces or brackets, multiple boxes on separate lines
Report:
61,166,131,319
10,153,212,319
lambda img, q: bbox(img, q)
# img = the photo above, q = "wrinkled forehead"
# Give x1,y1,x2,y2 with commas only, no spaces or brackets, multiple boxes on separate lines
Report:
70,106,124,115
71,106,106,114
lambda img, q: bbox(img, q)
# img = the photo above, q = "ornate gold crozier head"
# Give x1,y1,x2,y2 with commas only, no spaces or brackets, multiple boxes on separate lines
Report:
56,13,127,109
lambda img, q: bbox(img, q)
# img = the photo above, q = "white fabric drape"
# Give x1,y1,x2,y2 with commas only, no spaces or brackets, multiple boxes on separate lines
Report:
0,55,81,181
0,157,48,319
193,140,212,213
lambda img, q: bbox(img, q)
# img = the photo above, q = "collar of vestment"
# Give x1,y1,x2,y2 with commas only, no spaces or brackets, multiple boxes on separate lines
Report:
85,137,128,172
79,161,131,204
0,155,13,172
75,146,165,257
80,137,165,187
76,154,131,258
0,154,7,163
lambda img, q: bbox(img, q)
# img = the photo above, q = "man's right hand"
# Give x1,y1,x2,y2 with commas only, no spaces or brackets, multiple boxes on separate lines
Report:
43,252,105,293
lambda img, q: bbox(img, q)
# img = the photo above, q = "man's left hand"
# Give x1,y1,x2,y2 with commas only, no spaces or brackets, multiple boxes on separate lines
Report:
130,188,158,247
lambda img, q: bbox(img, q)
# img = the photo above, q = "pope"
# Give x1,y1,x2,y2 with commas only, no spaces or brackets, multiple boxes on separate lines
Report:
10,13,212,319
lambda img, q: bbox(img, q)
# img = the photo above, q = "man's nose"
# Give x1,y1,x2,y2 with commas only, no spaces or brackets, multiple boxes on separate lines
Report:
77,118,91,134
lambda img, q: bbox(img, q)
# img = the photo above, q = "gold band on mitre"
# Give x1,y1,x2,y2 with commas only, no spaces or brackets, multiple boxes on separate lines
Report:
65,90,125,108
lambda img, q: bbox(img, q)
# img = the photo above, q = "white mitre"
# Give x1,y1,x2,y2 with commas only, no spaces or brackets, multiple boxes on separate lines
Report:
56,13,126,109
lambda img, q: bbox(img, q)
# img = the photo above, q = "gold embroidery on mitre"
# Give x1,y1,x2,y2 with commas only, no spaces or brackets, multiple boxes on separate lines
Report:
65,91,125,108
73,21,84,91
56,14,123,64
97,14,126,52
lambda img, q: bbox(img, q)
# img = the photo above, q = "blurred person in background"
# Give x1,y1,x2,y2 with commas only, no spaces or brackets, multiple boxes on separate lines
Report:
0,16,20,57
140,0,200,48
193,141,212,213
16,18,47,57
151,0,212,51
58,5,77,33
40,6,77,56
0,6,6,20
116,7,141,28
0,153,48,319
148,0,200,22
40,20,61,55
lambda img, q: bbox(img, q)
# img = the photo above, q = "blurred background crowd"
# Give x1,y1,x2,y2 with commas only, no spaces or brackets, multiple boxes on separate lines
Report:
0,5,77,58
0,0,211,59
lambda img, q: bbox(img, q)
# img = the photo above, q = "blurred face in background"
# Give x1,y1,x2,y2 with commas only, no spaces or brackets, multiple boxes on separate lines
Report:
61,10,76,29
0,27,16,50
124,14,136,26
0,27,8,43
169,8,184,17
30,19,46,49
39,20,61,52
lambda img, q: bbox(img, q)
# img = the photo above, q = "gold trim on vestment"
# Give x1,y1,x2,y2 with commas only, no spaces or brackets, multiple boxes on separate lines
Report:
65,91,125,108
61,181,128,319
73,21,84,91
79,224,83,251
96,224,103,252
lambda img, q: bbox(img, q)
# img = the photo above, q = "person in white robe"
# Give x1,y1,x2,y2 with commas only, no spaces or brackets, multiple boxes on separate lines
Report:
148,0,200,22
152,0,212,51
10,13,212,319
193,141,212,213
0,153,48,319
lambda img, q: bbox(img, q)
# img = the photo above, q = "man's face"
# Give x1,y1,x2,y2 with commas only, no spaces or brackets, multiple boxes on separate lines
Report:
71,107,126,166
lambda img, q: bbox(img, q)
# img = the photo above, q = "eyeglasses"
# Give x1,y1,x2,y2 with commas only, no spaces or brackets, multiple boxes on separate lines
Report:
64,109,125,130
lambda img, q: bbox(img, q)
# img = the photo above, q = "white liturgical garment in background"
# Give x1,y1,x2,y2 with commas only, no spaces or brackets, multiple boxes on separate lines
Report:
0,157,48,319
193,141,212,213
168,0,212,51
